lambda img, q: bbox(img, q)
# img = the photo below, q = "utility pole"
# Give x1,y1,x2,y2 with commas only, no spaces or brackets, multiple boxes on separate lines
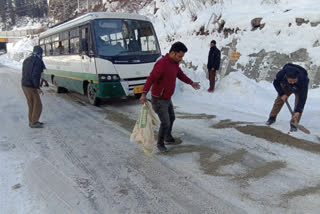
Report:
78,0,80,12
87,0,89,12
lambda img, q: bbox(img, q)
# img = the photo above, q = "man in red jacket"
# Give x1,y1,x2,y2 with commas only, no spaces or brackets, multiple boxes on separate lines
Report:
140,42,200,152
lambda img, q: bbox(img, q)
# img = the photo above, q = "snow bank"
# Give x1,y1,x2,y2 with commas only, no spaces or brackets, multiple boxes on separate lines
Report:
6,38,37,63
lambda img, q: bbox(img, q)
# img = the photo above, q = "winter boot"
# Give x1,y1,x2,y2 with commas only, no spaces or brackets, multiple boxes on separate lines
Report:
29,122,44,128
157,144,168,152
165,136,176,145
290,124,297,132
266,116,276,125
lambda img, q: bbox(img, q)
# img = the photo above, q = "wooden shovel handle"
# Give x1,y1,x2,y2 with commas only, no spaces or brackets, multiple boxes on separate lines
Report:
285,100,310,134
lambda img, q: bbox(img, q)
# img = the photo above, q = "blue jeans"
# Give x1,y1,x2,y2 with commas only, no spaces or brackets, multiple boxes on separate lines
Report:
151,97,175,146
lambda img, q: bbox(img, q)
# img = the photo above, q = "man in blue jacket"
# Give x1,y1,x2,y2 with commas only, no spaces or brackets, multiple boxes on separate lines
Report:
21,46,46,128
266,63,309,131
207,40,221,93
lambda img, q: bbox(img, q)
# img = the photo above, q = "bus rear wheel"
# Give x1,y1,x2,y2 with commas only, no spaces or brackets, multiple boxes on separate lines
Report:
87,83,99,106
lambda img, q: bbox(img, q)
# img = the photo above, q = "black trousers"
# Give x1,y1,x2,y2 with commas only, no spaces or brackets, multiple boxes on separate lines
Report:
151,97,175,146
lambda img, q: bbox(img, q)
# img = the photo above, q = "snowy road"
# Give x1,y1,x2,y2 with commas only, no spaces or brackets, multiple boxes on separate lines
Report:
1,64,320,214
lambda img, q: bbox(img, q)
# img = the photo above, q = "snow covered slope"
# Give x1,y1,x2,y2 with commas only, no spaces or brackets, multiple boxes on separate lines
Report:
133,0,320,86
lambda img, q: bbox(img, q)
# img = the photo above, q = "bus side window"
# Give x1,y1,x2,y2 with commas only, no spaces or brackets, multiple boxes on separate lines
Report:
80,26,90,55
81,39,88,52
61,39,69,54
52,41,60,55
45,37,52,56
60,31,69,55
45,43,52,56
40,45,46,56
39,39,46,56
70,37,80,54
52,34,60,55
58,41,64,54
70,28,80,54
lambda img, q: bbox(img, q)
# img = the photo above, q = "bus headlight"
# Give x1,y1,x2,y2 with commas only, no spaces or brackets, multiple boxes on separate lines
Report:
98,74,120,82
112,75,120,81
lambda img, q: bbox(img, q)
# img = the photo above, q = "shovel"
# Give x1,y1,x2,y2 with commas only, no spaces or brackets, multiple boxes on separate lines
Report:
285,100,310,134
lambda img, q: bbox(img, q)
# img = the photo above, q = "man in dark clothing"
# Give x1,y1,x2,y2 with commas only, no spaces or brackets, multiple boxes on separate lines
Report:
266,63,309,131
140,42,200,152
207,40,221,93
21,46,46,128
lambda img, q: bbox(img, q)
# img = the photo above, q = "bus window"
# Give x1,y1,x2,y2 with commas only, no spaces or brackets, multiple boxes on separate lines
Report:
45,44,52,55
93,19,160,57
52,41,60,55
70,28,80,54
45,37,52,56
80,27,90,53
61,40,69,54
39,39,45,56
70,37,80,54
40,45,46,56
51,34,59,55
60,31,69,54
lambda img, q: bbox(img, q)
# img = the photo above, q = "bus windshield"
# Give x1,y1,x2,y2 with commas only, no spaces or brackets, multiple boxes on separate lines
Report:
94,19,160,57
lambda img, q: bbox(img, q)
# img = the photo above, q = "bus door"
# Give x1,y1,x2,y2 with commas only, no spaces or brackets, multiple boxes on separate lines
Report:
80,25,96,77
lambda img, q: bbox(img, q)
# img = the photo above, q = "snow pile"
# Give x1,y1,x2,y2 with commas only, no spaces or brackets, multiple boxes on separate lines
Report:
0,36,35,70
0,54,22,71
6,37,36,63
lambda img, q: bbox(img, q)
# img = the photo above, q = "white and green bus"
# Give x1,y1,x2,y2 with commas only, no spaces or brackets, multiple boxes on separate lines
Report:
39,12,161,105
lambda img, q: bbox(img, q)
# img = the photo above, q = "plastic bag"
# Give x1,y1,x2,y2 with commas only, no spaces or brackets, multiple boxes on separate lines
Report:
130,101,158,155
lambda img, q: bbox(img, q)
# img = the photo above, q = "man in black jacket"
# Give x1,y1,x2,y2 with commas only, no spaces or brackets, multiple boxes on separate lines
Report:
266,63,309,131
207,40,221,93
21,46,46,128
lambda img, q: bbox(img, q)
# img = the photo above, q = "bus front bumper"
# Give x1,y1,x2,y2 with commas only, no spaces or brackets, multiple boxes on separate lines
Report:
94,81,126,98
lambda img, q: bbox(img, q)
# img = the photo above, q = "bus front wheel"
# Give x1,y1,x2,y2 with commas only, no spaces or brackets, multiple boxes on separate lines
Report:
87,83,99,106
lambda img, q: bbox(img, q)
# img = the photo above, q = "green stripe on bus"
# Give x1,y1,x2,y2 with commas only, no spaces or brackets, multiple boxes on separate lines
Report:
44,69,98,81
